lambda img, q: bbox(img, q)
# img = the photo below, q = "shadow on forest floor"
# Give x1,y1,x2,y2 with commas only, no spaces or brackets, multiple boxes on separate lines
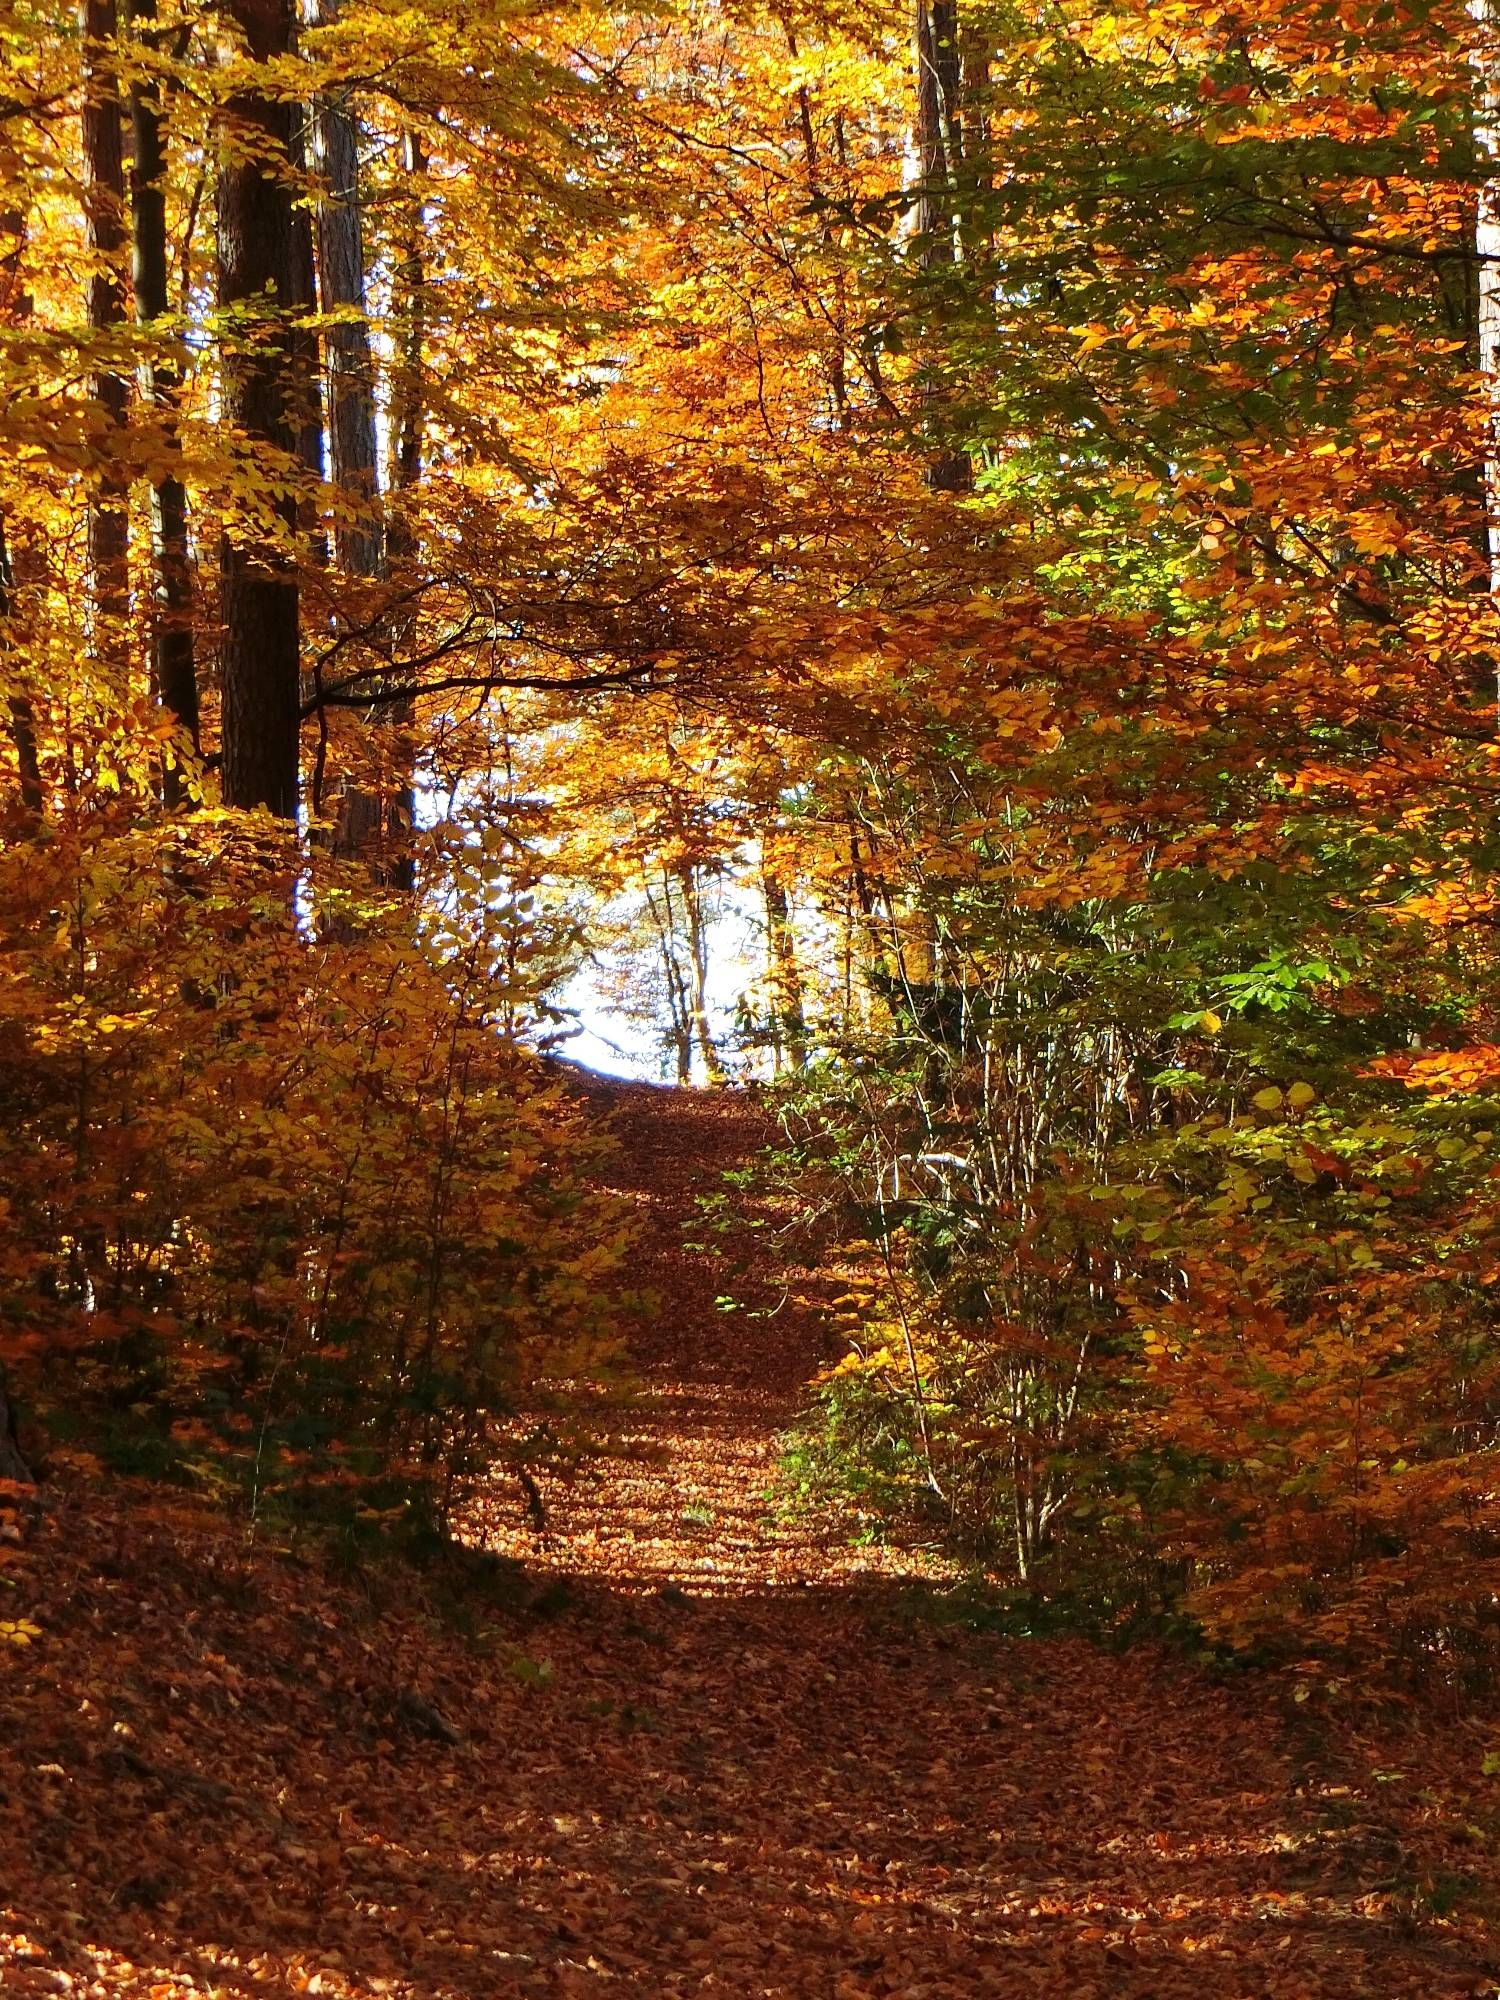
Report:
2,1079,1494,1998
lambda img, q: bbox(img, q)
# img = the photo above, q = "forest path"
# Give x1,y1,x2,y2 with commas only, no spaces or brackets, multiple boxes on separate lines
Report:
465,1076,947,1597
2,1081,1488,2000
443,1079,1481,1997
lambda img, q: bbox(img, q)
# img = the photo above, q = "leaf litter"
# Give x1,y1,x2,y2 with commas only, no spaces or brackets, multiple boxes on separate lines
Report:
1,1080,1494,1999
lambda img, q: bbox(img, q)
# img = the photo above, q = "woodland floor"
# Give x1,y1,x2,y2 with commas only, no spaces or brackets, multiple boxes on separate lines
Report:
2,1080,1497,1999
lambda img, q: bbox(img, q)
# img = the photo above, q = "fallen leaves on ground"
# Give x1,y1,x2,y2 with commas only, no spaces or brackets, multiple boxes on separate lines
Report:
1,1080,1494,1998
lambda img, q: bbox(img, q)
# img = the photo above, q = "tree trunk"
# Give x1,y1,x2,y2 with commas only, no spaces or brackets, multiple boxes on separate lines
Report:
1,514,42,824
390,131,427,508
762,859,807,1071
1476,0,1500,667
959,18,992,205
778,16,851,433
354,126,428,890
681,864,725,1085
128,0,198,800
646,867,695,1082
217,0,301,819
0,1375,33,1488
312,2,380,577
82,0,131,660
0,209,40,824
914,0,963,251
311,14,402,878
286,100,326,504
914,0,971,493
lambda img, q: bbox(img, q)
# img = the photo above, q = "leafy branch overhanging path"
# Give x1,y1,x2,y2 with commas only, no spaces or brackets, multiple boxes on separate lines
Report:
0,1081,1490,1999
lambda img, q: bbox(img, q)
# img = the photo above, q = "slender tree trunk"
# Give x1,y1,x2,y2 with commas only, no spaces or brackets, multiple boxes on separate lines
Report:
0,208,40,823
312,2,380,576
128,0,198,799
681,863,725,1085
1475,0,1500,659
914,0,962,249
286,106,326,505
914,0,971,493
217,0,302,818
358,126,428,890
762,858,807,1071
390,133,427,507
779,14,850,432
646,867,694,1082
82,0,131,660
311,17,398,877
1,514,42,824
0,1373,33,1488
959,18,992,209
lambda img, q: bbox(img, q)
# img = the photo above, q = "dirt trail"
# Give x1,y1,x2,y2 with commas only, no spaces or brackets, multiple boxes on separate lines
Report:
0,1080,1490,2000
467,1078,946,1596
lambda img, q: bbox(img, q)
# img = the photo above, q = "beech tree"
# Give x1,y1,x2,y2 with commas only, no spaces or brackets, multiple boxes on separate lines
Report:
216,0,302,818
80,0,129,658
311,1,379,578
128,0,198,788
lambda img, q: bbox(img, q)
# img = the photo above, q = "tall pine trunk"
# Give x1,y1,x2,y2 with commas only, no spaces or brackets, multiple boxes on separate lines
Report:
217,0,301,818
128,0,198,798
81,0,131,660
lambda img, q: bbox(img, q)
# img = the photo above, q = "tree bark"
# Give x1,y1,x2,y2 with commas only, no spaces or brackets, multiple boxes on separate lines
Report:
286,98,326,503
1,514,42,824
681,863,725,1085
0,208,40,823
312,2,380,577
1475,0,1500,662
217,0,302,819
347,125,427,890
914,0,963,251
82,0,131,660
645,866,695,1082
0,1375,33,1488
311,12,400,877
128,0,198,799
390,131,427,507
914,0,971,493
762,859,807,1071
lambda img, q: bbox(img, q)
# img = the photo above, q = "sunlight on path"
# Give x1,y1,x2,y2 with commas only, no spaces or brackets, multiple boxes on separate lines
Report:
468,1380,949,1595
464,1078,950,1596
2,1077,1487,2000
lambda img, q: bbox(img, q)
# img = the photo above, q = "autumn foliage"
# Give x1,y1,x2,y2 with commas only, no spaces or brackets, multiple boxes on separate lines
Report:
0,798,626,1532
3,0,1500,1720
